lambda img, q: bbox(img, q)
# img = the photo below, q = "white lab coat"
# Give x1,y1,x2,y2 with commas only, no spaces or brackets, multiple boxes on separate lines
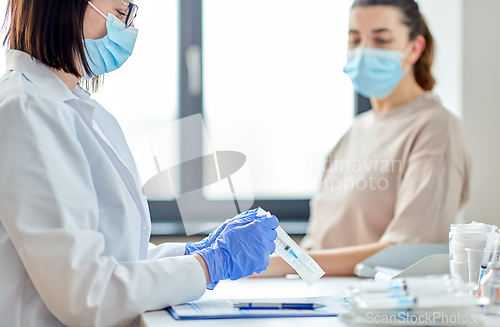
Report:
0,50,206,327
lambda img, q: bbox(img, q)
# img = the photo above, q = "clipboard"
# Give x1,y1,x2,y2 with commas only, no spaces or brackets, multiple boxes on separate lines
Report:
166,296,350,320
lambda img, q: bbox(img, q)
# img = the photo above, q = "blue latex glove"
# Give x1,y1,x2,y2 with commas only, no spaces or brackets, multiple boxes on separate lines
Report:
197,215,279,289
185,208,268,255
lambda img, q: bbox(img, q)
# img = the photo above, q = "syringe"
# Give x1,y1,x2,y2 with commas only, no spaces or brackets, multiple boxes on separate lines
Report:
256,208,325,286
274,226,325,286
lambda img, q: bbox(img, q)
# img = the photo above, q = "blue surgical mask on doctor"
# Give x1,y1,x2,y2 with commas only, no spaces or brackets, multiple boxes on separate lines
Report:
343,43,413,99
84,2,139,78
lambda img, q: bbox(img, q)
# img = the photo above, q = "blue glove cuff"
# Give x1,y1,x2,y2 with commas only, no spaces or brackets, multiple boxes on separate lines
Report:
185,242,196,255
198,248,220,290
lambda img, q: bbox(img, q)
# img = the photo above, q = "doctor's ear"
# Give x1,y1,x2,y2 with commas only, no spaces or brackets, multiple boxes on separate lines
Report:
406,35,426,66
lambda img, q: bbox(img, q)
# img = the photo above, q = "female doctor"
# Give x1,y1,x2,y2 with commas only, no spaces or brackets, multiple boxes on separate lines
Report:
0,1,278,326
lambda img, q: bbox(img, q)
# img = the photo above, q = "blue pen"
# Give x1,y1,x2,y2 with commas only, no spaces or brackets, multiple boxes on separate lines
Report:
234,303,325,310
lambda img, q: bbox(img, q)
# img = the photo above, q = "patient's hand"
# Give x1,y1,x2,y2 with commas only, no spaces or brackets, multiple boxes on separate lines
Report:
248,254,294,278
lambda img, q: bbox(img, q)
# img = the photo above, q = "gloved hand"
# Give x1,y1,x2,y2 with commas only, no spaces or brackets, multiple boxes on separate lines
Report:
185,208,268,255
197,214,279,289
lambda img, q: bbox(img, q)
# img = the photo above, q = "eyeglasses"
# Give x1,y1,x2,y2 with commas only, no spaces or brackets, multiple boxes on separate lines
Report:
114,0,138,28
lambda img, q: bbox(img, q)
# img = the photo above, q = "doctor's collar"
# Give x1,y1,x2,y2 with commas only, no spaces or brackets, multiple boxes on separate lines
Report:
6,50,81,103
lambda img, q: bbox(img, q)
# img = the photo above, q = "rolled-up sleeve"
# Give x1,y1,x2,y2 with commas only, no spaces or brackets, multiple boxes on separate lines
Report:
380,114,471,244
380,154,465,244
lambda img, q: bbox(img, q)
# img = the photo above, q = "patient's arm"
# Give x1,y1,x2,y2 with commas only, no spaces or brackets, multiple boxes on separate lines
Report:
252,241,393,277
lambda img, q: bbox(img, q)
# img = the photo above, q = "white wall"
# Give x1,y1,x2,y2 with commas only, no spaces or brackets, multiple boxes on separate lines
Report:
417,0,465,223
414,0,500,227
462,0,500,226
418,0,463,118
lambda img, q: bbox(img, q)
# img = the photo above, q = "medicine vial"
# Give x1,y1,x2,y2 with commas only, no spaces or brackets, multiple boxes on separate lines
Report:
480,262,500,305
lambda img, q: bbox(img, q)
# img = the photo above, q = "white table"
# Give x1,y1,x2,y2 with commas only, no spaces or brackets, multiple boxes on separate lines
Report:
140,277,358,327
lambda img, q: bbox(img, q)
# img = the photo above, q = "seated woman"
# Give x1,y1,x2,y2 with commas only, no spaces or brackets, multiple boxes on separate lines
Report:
257,0,471,277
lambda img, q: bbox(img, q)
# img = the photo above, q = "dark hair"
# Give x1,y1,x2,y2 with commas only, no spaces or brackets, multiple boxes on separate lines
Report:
3,0,102,92
352,0,435,91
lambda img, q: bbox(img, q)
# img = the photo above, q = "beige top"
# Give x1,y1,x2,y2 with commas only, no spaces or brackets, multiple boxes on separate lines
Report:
301,93,471,250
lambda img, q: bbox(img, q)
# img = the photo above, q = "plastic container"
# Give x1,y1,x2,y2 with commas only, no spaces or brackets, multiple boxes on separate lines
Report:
449,223,496,282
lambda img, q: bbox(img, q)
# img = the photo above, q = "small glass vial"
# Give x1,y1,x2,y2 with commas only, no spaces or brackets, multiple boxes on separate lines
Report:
480,262,500,305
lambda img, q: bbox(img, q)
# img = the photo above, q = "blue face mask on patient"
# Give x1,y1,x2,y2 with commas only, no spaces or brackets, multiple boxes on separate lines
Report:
343,45,411,99
84,2,139,78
